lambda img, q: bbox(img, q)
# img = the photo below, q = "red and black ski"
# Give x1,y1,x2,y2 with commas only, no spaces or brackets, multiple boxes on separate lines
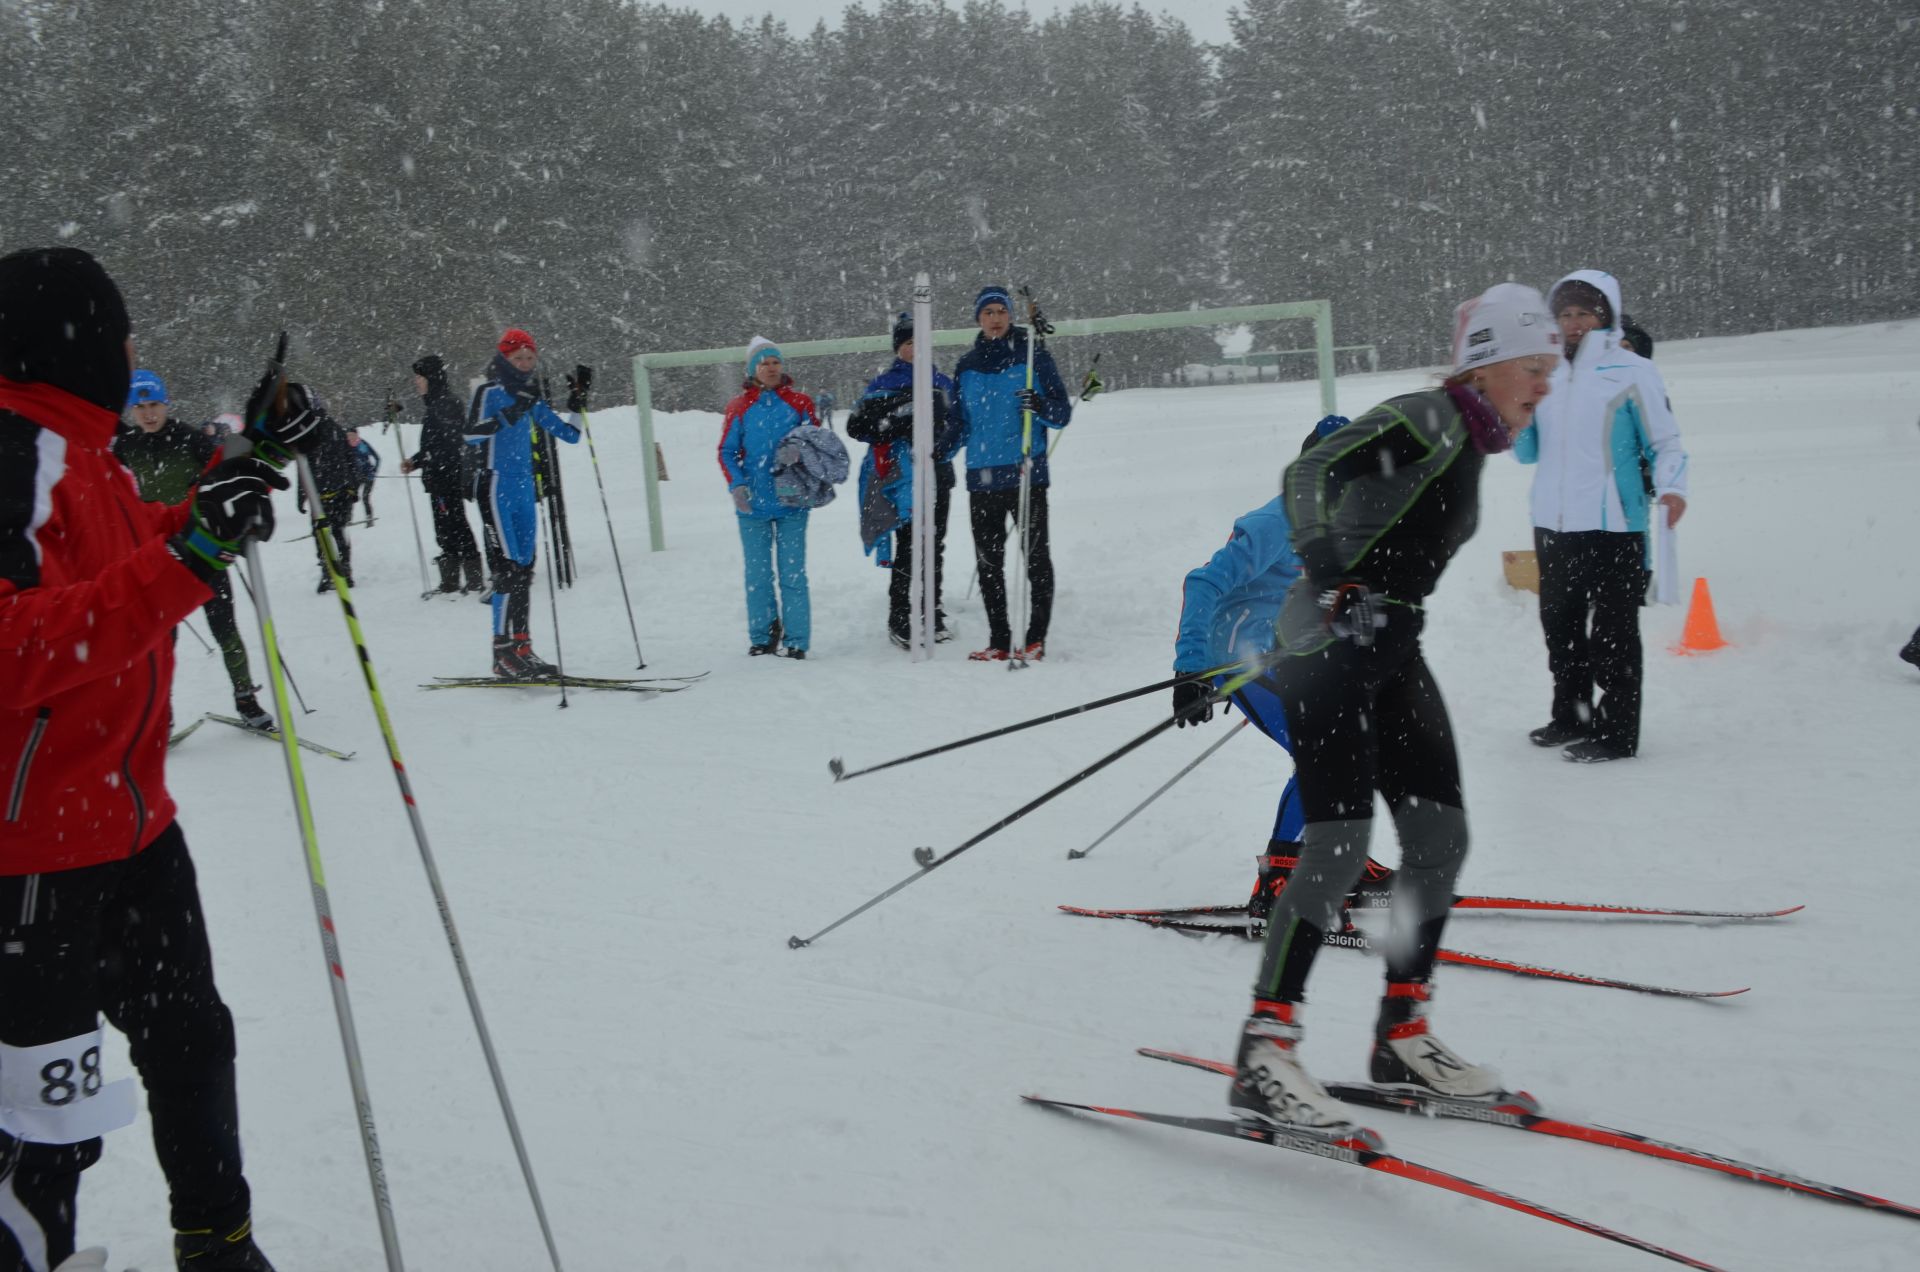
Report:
1022,1094,1729,1270
1056,907,1748,999
1063,894,1802,922
1136,1048,1920,1223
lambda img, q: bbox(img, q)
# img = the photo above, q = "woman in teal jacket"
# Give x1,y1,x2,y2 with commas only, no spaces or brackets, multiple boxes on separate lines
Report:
718,337,820,657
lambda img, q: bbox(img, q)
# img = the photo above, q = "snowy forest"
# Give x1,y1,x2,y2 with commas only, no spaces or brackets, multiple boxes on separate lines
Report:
5,0,1915,412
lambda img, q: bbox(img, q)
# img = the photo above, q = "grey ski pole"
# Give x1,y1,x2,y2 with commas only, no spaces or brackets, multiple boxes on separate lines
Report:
1068,717,1248,859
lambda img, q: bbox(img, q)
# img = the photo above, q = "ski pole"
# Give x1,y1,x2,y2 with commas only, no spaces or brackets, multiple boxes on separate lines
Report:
390,408,432,596
1009,285,1043,671
240,541,404,1270
233,557,314,715
181,616,216,655
792,692,1221,949
532,463,570,710
828,659,1252,783
1067,716,1248,860
294,455,569,1272
575,403,647,668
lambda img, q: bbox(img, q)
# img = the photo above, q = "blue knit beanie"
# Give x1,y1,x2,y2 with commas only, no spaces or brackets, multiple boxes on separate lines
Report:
973,286,1012,320
127,368,168,406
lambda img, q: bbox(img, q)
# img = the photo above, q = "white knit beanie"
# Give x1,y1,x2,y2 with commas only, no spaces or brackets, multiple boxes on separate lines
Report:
745,335,782,375
1451,283,1559,373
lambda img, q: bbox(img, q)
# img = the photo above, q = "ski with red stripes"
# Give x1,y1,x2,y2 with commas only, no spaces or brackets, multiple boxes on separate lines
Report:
1021,1094,1730,1269
1136,1047,1920,1223
1055,906,1748,999
1061,895,1803,921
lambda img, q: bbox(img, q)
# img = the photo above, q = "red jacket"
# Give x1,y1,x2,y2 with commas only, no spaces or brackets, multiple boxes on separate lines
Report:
1,377,215,874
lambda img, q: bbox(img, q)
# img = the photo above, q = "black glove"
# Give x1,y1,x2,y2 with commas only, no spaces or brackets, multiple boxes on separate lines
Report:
1173,678,1214,727
171,457,290,582
1015,388,1045,417
243,377,322,464
1028,307,1054,337
1319,580,1383,647
1294,534,1344,583
566,364,593,413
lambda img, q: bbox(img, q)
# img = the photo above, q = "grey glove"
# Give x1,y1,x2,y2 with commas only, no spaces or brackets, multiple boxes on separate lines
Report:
731,485,753,515
1319,581,1385,647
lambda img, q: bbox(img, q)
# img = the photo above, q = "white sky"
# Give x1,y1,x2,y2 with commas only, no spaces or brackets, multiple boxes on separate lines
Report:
683,0,1239,44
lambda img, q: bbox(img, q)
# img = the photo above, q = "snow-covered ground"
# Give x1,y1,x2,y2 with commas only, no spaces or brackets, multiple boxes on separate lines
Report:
90,319,1920,1269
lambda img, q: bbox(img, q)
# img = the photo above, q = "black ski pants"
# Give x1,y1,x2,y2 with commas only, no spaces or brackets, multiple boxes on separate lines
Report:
201,573,255,699
309,490,355,582
968,485,1052,650
1535,528,1647,755
1251,614,1469,1004
888,481,952,637
0,825,250,1271
428,489,478,562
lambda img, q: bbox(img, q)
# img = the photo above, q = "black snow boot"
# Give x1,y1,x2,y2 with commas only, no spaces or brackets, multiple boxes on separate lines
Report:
174,1218,277,1270
232,692,274,732
433,555,461,594
1901,627,1920,668
461,556,486,594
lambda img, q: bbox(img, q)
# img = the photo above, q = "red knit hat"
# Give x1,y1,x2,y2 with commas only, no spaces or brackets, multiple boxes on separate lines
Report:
498,327,537,355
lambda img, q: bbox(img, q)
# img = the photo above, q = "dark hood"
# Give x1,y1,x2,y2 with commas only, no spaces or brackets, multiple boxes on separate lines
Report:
0,247,134,412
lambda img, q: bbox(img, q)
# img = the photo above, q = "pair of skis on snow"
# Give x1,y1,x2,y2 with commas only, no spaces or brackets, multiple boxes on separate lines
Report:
1026,1046,1917,1270
168,712,356,761
1060,887,1804,999
420,671,707,695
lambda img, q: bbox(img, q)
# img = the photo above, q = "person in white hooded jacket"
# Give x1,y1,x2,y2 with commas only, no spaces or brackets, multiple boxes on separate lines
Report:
1513,269,1688,762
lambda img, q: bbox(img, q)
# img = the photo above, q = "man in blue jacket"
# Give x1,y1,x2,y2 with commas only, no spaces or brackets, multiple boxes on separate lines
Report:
950,286,1072,661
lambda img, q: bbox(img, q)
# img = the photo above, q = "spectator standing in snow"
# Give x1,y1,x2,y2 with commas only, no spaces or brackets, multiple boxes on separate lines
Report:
718,337,819,658
949,285,1073,662
815,387,837,428
112,369,274,730
1171,415,1393,922
1513,270,1689,762
1,245,306,1272
1226,283,1558,1136
400,354,483,594
847,313,961,648
344,426,379,521
465,328,582,678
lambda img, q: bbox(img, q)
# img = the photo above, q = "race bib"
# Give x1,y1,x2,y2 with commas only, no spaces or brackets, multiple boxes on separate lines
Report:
0,1031,137,1144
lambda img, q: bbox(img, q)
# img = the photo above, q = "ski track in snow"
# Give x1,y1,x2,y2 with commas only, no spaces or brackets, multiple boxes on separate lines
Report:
87,320,1920,1269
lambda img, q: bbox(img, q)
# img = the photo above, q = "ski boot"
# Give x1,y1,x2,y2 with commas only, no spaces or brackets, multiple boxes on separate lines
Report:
1228,1001,1378,1145
432,555,462,594
232,692,274,732
1902,627,1920,668
935,614,955,643
748,641,776,656
174,1217,277,1270
889,627,911,650
460,556,486,594
512,633,559,678
1246,845,1394,931
492,636,534,680
1368,981,1503,1100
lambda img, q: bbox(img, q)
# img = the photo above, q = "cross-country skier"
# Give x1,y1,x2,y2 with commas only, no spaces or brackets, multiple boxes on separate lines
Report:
112,369,272,729
466,328,581,678
1514,269,1689,761
344,427,379,520
949,285,1072,662
1228,282,1558,1135
293,397,362,592
847,313,961,648
400,354,482,594
1,245,312,1271
719,337,819,659
1171,415,1394,923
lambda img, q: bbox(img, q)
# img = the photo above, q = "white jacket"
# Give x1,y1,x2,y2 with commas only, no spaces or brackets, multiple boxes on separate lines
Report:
1514,269,1688,534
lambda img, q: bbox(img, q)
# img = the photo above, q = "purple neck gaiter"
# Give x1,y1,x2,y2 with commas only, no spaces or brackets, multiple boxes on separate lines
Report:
1446,380,1513,455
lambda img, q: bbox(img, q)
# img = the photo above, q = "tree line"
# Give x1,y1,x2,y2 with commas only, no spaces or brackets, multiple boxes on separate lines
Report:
4,0,1913,416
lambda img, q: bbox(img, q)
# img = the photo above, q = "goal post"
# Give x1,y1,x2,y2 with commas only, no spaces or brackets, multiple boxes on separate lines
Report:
629,298,1336,551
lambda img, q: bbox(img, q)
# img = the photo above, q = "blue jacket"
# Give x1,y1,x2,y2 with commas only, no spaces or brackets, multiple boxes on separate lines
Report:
1173,497,1303,675
717,377,818,520
950,327,1072,493
849,359,960,559
464,377,581,508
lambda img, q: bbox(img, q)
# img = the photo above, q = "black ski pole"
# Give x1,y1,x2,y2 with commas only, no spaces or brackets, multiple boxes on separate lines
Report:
791,699,1211,949
571,372,646,667
541,548,568,710
827,662,1246,783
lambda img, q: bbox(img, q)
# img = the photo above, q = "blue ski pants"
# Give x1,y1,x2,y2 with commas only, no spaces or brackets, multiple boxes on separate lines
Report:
737,512,810,650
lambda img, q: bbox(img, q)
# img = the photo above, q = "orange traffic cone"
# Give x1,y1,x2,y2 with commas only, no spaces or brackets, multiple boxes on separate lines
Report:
1672,578,1727,654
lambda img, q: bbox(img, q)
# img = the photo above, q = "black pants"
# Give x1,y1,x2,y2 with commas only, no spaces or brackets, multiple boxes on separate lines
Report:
888,482,951,637
477,498,534,638
428,489,478,562
969,485,1052,649
1251,615,1469,1002
201,574,255,698
0,825,250,1270
1535,528,1646,754
310,491,355,581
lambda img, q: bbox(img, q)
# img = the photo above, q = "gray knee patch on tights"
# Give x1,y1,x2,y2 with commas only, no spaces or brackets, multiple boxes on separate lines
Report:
1285,819,1376,930
1390,799,1469,914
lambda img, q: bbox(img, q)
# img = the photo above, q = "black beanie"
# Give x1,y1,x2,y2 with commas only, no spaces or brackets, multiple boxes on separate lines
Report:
412,353,450,392
1549,279,1613,328
891,312,914,352
0,247,133,412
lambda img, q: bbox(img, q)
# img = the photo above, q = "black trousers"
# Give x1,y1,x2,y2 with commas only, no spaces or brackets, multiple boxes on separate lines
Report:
200,574,255,698
1535,528,1646,754
1,825,250,1270
888,482,951,637
477,498,534,637
968,485,1053,649
428,489,478,562
1252,615,1468,1000
309,491,355,581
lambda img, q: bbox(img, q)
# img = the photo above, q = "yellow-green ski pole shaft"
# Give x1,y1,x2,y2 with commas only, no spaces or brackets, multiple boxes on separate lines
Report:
296,457,566,1271
239,538,405,1271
